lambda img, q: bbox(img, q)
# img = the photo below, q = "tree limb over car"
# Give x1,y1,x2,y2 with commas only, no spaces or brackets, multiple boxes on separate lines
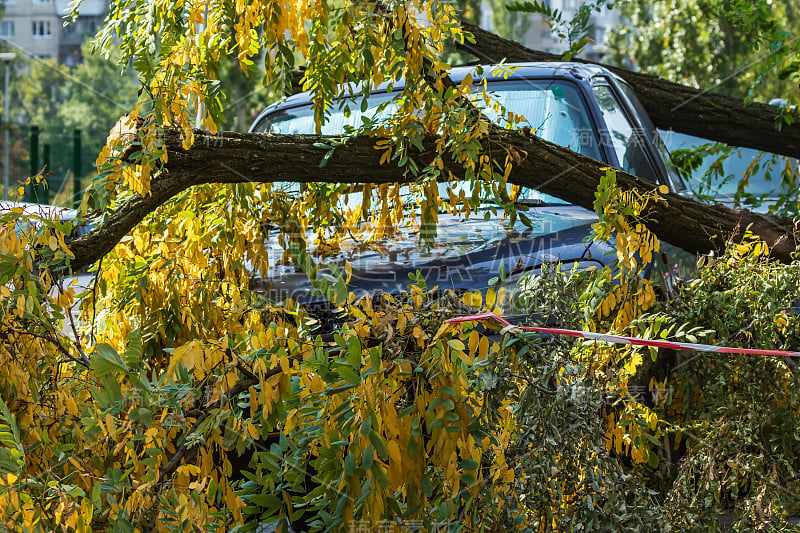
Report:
65,127,798,273
458,21,800,161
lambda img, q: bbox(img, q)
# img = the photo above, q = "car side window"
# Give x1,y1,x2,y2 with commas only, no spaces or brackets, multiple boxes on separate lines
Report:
660,129,798,201
591,84,658,182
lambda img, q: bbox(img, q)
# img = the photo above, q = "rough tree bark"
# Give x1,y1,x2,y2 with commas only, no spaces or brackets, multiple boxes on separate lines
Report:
65,128,798,272
458,22,800,160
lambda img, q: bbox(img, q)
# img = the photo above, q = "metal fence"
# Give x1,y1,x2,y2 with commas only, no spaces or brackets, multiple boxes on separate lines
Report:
1,123,107,208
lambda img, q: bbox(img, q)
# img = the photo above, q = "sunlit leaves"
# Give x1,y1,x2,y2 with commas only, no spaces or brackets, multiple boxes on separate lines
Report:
7,0,789,530
584,168,665,465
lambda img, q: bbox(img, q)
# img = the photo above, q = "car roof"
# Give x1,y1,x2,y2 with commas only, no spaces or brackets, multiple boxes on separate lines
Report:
0,201,78,221
252,61,617,127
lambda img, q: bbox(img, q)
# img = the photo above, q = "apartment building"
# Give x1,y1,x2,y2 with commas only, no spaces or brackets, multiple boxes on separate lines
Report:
479,0,618,63
0,0,108,64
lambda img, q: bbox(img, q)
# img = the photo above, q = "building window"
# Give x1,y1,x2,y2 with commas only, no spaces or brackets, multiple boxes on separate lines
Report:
0,22,14,38
31,20,52,38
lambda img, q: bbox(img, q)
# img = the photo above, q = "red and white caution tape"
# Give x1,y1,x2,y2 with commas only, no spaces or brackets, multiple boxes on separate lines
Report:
446,312,800,357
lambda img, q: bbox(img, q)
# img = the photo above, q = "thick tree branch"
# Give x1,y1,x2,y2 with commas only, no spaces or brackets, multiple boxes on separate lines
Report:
65,129,798,272
458,21,800,160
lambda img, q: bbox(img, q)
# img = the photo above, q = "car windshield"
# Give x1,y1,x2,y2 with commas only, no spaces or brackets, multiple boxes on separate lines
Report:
254,79,605,206
257,80,601,157
476,80,603,161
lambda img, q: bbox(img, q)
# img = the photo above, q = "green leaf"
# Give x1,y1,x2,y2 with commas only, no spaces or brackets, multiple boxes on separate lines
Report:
371,460,389,488
360,417,372,437
444,412,459,422
369,431,388,461
647,450,660,468
460,458,479,471
421,474,433,497
344,454,355,477
398,404,416,418
338,366,360,386
91,343,127,377
348,337,362,369
0,396,23,477
370,346,381,371
362,445,374,471
407,437,418,458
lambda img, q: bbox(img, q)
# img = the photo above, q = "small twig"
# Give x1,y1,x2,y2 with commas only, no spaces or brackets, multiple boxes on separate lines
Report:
235,359,258,381
6,326,90,369
725,318,759,344
509,372,558,395
90,255,103,345
64,292,88,361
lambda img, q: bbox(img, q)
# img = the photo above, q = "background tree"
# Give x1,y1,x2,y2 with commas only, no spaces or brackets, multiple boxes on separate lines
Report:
2,40,137,203
9,41,136,139
216,58,272,131
488,0,534,46
607,0,800,214
607,0,799,101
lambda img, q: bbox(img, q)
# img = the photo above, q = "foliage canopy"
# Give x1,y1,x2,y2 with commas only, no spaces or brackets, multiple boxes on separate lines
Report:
0,1,799,532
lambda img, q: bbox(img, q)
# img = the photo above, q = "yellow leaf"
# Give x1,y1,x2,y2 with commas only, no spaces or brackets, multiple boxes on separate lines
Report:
387,439,403,486
461,291,482,308
468,330,480,357
478,336,490,360
486,288,496,308
433,322,452,340
412,326,428,345
177,464,201,477
65,395,79,416
457,349,474,366
225,486,240,516
344,261,352,284
105,413,117,439
447,339,465,351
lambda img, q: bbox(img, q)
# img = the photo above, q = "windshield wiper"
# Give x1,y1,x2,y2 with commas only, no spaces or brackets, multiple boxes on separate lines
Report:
514,198,547,207
478,198,566,208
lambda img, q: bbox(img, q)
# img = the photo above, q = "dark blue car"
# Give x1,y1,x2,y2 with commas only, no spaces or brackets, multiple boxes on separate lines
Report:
249,63,686,303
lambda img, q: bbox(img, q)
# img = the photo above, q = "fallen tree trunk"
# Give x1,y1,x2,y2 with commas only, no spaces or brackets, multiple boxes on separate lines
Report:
458,22,800,161
65,129,797,272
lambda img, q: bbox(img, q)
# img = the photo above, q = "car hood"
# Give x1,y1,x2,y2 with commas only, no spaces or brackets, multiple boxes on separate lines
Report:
255,205,613,303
